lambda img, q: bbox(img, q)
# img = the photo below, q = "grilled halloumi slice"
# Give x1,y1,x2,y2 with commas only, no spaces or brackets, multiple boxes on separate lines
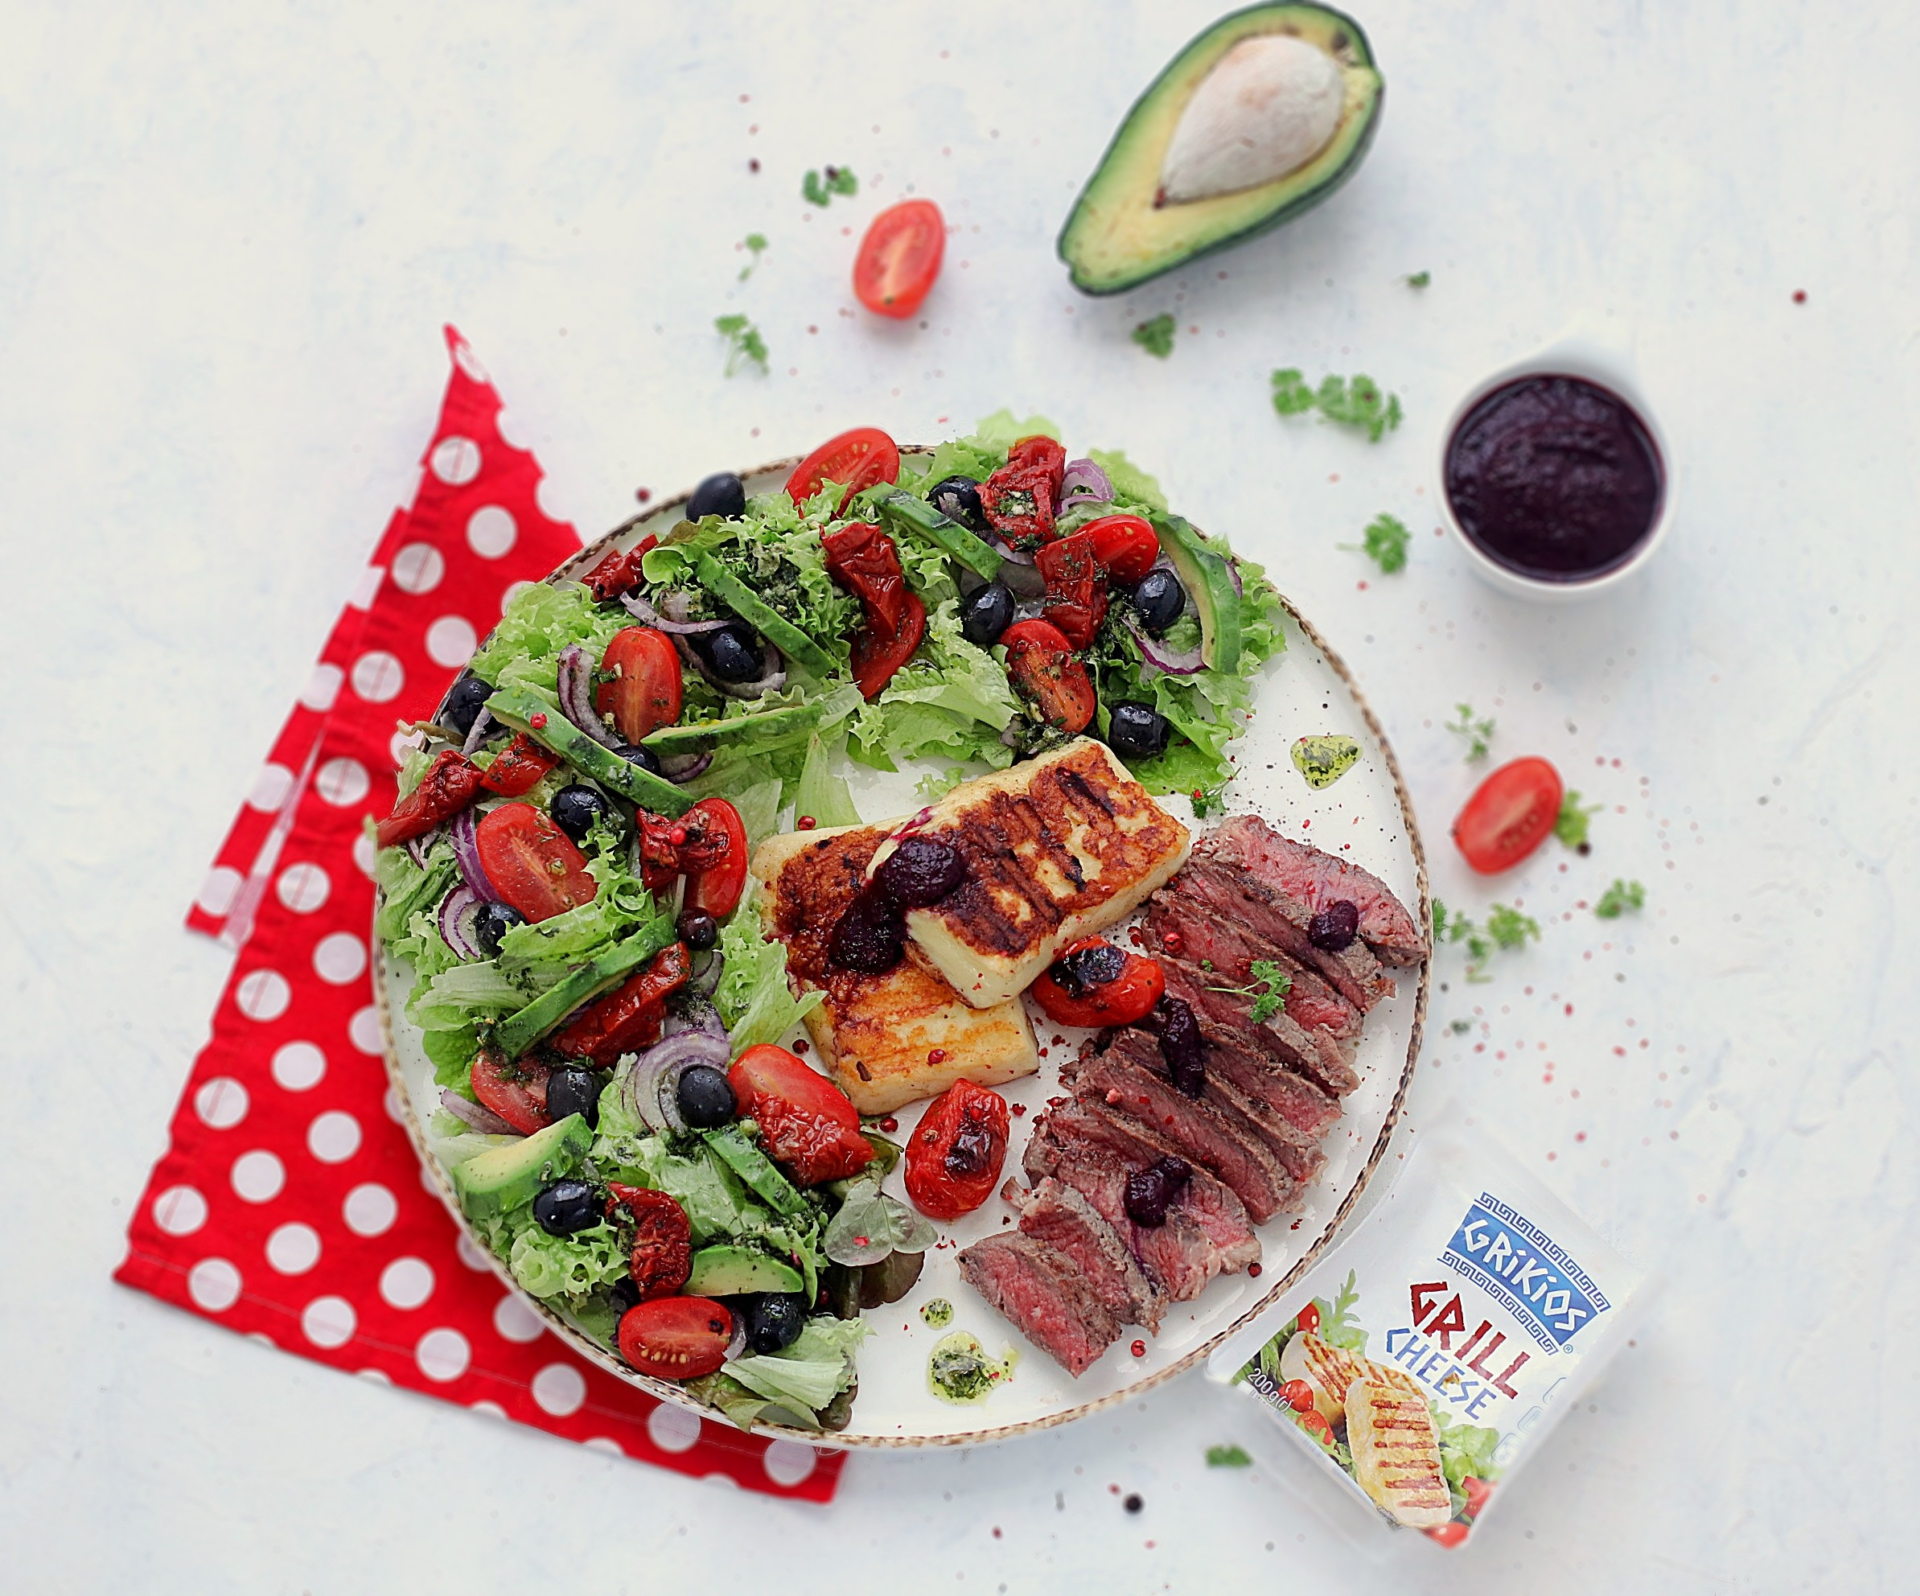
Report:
1345,1379,1453,1529
867,739,1190,1008
1278,1330,1419,1428
752,822,1038,1114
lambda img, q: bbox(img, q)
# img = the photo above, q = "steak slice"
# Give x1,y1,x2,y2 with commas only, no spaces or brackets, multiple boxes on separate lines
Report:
1013,1177,1166,1331
1145,896,1363,1043
1160,957,1361,1098
1204,815,1428,966
1187,1013,1343,1137
957,1232,1118,1377
1181,856,1394,1012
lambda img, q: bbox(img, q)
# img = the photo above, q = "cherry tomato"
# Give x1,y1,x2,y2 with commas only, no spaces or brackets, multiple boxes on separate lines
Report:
786,426,901,509
1279,1379,1317,1414
550,943,692,1067
1083,514,1161,585
728,1043,874,1186
681,798,749,919
1461,1475,1493,1517
477,733,561,797
475,804,598,923
1425,1523,1470,1549
851,590,926,700
1296,1302,1322,1334
1003,619,1096,735
376,749,481,848
979,436,1067,548
597,627,683,745
1029,937,1165,1028
1298,1409,1334,1442
1453,756,1564,874
607,1184,693,1301
617,1296,733,1381
1036,531,1108,649
583,535,658,602
905,1080,1010,1221
822,522,909,639
470,1048,550,1135
852,198,946,319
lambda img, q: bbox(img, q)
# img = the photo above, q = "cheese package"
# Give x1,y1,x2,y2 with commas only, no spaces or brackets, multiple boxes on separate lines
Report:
1206,1113,1646,1548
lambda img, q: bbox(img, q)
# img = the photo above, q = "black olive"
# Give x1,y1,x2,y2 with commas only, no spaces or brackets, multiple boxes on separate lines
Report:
1127,569,1186,636
1123,1156,1192,1228
1051,940,1127,997
549,783,609,844
532,1178,599,1236
688,471,747,521
876,836,968,907
607,1277,642,1317
960,581,1016,647
703,625,763,683
740,1292,809,1354
472,901,525,959
545,1065,602,1127
929,474,986,531
678,909,719,951
1107,702,1171,760
1308,900,1361,952
614,742,662,776
442,674,495,737
828,884,906,973
1157,997,1206,1096
675,1065,736,1129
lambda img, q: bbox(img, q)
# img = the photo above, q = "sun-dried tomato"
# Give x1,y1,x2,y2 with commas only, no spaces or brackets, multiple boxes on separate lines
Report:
979,436,1067,548
607,1184,693,1301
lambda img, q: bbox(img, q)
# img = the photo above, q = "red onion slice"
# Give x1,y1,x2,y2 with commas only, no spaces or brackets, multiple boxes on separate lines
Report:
984,532,1045,597
440,1089,517,1136
447,808,498,901
557,644,620,749
1228,558,1243,598
623,1031,731,1135
724,1313,750,1362
664,992,727,1039
460,707,494,755
1058,457,1114,509
404,825,445,869
1122,611,1206,676
671,633,787,700
687,950,726,1000
438,884,488,959
658,750,714,784
622,592,733,635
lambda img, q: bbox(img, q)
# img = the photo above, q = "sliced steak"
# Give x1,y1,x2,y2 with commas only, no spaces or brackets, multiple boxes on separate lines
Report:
1160,957,1361,1098
1145,896,1363,1044
1180,856,1394,1012
1186,1013,1343,1137
1013,1177,1166,1331
1204,815,1428,965
957,1232,1119,1377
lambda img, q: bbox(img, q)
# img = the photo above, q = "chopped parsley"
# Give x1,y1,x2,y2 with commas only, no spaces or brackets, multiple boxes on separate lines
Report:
1446,702,1495,761
737,233,768,282
802,164,858,206
1485,903,1541,950
1343,512,1410,574
1133,313,1177,358
1594,879,1646,919
1555,790,1602,851
1403,270,1431,288
1449,1018,1472,1035
1270,368,1403,443
1209,959,1291,1024
713,314,768,376
1434,899,1538,982
1206,1444,1253,1468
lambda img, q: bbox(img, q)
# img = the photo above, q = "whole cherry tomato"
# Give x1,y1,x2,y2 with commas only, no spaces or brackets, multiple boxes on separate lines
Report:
1296,1302,1322,1335
1279,1378,1317,1414
853,198,946,319
1298,1409,1334,1443
904,1079,1010,1221
375,749,481,848
1029,937,1166,1029
1453,756,1564,874
728,1044,873,1186
617,1296,733,1380
1425,1523,1471,1549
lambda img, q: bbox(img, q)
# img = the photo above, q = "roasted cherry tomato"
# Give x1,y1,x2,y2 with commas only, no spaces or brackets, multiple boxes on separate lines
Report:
1036,531,1108,649
904,1079,1010,1221
1460,1476,1493,1517
1279,1379,1317,1414
786,426,901,509
681,797,749,919
1083,514,1161,586
979,436,1067,548
728,1044,874,1186
583,535,658,602
1296,1302,1322,1335
1029,937,1166,1028
822,522,909,639
853,197,946,319
607,1184,693,1301
851,590,926,700
470,1048,550,1136
1424,1523,1470,1549
549,943,692,1067
1002,619,1096,734
1452,756,1564,874
597,627,683,745
477,733,561,797
617,1296,733,1381
475,803,597,923
375,749,482,848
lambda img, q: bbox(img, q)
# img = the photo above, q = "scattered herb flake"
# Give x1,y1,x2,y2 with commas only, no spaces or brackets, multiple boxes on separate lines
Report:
1447,702,1496,761
1555,790,1602,850
1206,1444,1253,1468
1449,1018,1472,1035
802,164,859,207
1342,513,1410,574
1269,369,1404,442
1209,959,1291,1025
1594,879,1646,919
1133,313,1176,358
1404,270,1431,288
1485,904,1541,951
713,314,769,376
737,232,768,282
1434,898,1536,981
1269,367,1316,416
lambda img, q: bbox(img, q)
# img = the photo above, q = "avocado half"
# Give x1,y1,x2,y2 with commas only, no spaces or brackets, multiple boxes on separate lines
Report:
1058,3,1383,296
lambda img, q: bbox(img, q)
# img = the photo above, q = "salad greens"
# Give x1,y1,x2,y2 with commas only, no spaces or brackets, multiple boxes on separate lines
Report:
1270,369,1404,443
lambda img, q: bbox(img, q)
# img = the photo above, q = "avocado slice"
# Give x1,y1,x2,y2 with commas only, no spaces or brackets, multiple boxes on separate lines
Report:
1156,517,1242,673
684,1243,805,1297
486,686,693,817
642,700,824,758
871,489,1003,583
702,1125,809,1219
692,553,836,678
1058,4,1383,295
449,1113,594,1220
493,913,678,1058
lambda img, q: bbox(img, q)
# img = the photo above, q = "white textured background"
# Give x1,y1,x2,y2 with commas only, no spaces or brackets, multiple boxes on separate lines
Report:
3,1,1917,1590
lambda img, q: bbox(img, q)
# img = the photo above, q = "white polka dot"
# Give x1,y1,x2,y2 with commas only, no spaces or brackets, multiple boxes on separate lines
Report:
349,564,385,611
351,650,405,704
493,406,529,449
492,1294,544,1343
384,1087,407,1124
647,1403,703,1454
431,436,482,486
452,341,490,383
380,1257,435,1310
307,1110,362,1164
352,832,377,879
703,1473,742,1491
194,1076,249,1129
188,1258,242,1313
583,1437,624,1457
470,1399,507,1420
313,932,367,986
466,505,518,558
342,1182,398,1237
302,1295,357,1349
456,1234,493,1272
389,727,420,769
501,580,536,614
234,968,291,1022
247,1331,277,1350
277,861,331,914
266,1222,321,1275
348,1005,383,1055
535,476,569,524
315,757,370,807
426,614,479,669
272,1041,327,1091
416,1327,471,1382
231,1150,286,1203
762,1439,819,1486
300,661,344,712
531,1362,587,1417
195,866,242,916
356,1368,391,1385
152,1185,208,1237
247,762,295,813
389,541,445,594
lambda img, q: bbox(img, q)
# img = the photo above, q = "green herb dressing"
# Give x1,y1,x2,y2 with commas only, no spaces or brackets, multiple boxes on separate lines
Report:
927,1331,1018,1404
920,1298,954,1329
1290,735,1361,789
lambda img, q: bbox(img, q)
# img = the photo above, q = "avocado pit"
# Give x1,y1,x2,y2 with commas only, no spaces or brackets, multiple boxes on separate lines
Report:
1158,34,1344,205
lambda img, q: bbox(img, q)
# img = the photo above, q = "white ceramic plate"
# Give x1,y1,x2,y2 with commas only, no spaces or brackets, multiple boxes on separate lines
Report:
377,450,1429,1448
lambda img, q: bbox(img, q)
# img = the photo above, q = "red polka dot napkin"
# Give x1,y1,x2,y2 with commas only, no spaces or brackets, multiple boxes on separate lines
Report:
118,327,844,1501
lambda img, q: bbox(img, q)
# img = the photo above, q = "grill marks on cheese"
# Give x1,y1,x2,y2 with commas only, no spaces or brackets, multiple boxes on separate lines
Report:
1346,1380,1452,1528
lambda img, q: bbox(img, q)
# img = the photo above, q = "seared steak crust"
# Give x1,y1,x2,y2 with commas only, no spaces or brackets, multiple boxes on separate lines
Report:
1203,815,1428,965
1013,1177,1166,1331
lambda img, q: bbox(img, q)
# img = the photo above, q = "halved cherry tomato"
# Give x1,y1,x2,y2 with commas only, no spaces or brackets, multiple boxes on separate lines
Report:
1424,1523,1470,1549
1460,1475,1493,1517
681,798,749,919
1029,937,1165,1028
851,590,926,700
477,733,560,797
550,943,692,1066
470,1048,550,1135
1083,514,1161,585
1296,1302,1322,1334
607,1185,693,1301
822,522,909,639
979,436,1067,548
1279,1379,1317,1414
597,627,682,745
786,426,901,509
475,804,597,923
376,749,481,848
853,198,945,319
583,535,658,603
905,1079,1009,1221
617,1296,733,1381
1298,1409,1334,1442
1003,619,1096,735
728,1043,873,1185
1036,531,1108,649
1453,756,1564,874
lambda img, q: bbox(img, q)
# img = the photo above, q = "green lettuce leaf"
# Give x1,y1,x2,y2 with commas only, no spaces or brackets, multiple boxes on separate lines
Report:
723,1316,868,1413
507,1217,629,1301
794,734,861,829
468,580,629,699
712,890,821,1056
